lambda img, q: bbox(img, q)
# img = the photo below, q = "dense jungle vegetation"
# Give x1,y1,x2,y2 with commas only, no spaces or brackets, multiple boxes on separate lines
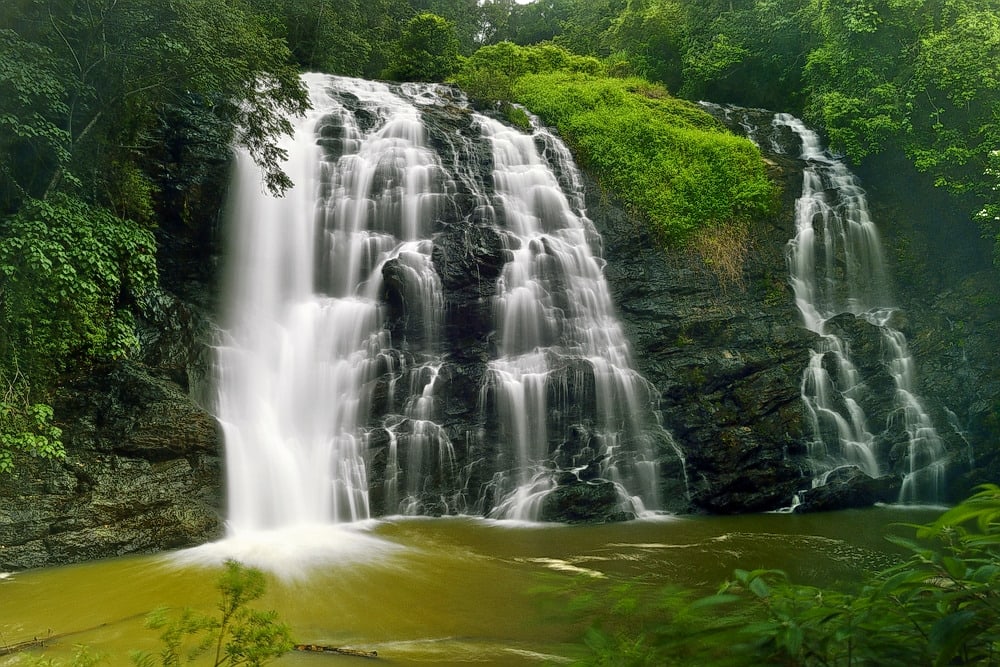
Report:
1,0,998,484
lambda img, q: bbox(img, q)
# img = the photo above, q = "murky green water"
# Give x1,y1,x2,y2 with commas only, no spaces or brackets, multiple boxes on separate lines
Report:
0,506,942,665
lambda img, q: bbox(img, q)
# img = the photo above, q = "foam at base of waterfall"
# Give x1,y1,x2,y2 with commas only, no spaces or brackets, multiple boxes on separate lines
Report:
167,522,405,580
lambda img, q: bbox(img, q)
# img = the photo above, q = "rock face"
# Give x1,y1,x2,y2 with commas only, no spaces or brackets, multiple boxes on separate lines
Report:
0,225,224,571
0,362,223,570
587,155,815,513
858,155,1000,500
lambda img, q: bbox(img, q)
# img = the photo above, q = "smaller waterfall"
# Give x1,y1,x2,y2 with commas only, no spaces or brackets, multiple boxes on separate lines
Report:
478,114,677,520
774,114,947,501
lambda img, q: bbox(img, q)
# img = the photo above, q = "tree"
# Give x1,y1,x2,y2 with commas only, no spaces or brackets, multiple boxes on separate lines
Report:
804,0,1000,260
410,0,482,53
478,0,518,45
131,561,293,667
554,0,627,57
0,29,70,214
506,0,572,45
384,12,461,81
0,0,309,472
242,0,371,75
2,0,307,204
606,0,687,90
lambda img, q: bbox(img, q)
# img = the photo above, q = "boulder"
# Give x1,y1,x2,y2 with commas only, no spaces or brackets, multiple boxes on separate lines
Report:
795,466,903,513
538,479,635,524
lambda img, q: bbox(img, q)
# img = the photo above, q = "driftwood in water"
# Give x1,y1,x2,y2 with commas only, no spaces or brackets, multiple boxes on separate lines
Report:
0,613,146,657
294,643,379,658
0,634,50,656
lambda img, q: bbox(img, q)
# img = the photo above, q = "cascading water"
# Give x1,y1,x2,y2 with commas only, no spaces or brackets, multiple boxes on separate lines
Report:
478,115,673,520
215,74,452,532
213,73,680,534
766,112,946,500
701,102,948,502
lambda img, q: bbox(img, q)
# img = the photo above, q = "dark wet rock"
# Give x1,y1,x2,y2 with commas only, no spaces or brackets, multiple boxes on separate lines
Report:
795,466,903,513
585,157,816,514
539,480,635,524
0,362,222,571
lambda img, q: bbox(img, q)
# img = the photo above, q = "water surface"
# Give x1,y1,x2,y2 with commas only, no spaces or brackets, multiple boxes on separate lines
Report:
0,506,940,665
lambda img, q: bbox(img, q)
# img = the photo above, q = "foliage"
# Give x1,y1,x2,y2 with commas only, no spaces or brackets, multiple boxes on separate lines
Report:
604,0,687,92
409,0,484,54
567,484,1000,666
384,12,462,82
0,0,311,473
452,41,603,104
0,374,63,474
0,195,157,374
479,0,999,263
0,28,71,213
242,0,372,75
29,645,107,667
512,72,777,245
0,194,156,470
130,561,293,667
1,0,308,211
802,0,1000,260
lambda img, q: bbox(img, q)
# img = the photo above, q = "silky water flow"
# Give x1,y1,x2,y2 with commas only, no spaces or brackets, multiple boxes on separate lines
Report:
210,74,683,549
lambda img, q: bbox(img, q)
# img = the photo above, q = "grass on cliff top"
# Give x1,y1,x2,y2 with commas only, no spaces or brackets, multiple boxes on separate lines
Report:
512,73,778,250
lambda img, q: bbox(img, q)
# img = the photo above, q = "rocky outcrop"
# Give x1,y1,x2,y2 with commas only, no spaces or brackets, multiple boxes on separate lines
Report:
1,213,224,571
539,479,635,524
795,466,902,513
586,155,815,513
0,362,223,570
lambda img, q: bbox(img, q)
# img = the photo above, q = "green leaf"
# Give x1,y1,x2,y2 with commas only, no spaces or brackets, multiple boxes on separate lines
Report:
748,576,771,599
929,609,978,666
940,556,967,580
688,593,740,610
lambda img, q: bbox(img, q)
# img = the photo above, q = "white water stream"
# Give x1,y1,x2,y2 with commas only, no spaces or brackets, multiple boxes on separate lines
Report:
211,74,675,542
774,114,947,500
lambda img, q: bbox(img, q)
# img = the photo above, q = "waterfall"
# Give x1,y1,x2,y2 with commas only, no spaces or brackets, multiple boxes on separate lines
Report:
478,114,673,520
774,113,947,501
213,74,678,532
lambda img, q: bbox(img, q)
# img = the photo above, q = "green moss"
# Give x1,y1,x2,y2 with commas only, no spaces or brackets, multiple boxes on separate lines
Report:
500,102,531,131
511,72,778,245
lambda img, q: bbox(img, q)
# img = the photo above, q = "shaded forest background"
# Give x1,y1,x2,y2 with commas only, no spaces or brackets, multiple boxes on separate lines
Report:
1,0,998,470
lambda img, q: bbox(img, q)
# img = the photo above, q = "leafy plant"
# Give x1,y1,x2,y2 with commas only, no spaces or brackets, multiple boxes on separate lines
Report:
0,194,156,471
130,561,293,667
451,41,603,104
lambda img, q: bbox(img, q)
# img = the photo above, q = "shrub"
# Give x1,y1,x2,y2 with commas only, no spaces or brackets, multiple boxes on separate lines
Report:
131,561,293,667
0,194,156,472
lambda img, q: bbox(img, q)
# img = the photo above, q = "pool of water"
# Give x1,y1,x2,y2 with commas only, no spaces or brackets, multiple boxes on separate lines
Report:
0,505,942,665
